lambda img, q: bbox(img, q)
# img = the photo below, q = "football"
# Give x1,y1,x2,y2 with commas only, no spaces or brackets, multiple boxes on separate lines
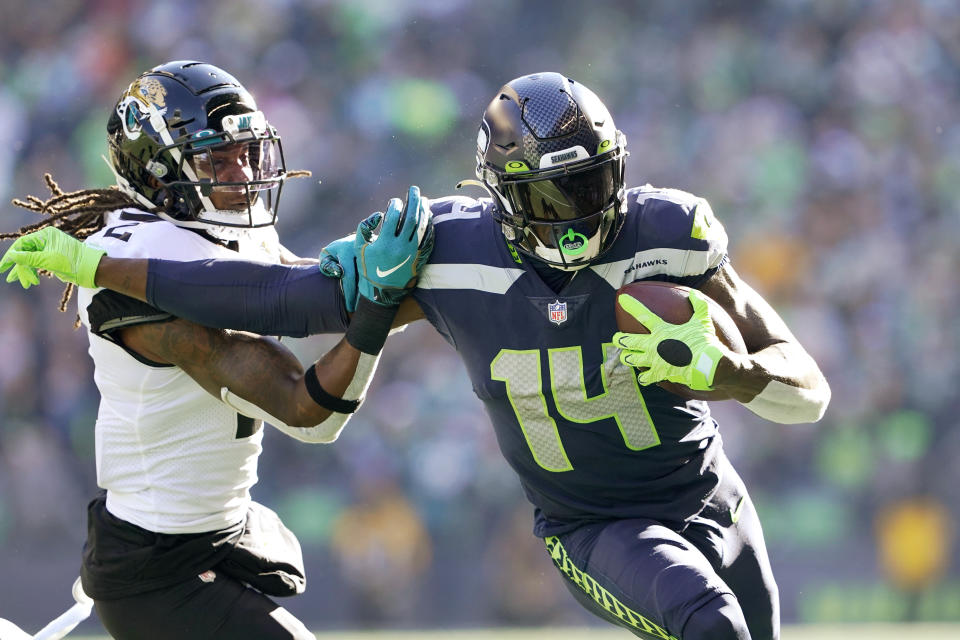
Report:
615,280,747,401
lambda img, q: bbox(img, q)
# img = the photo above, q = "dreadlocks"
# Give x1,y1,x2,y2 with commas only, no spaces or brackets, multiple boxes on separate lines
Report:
3,170,313,316
1,173,138,314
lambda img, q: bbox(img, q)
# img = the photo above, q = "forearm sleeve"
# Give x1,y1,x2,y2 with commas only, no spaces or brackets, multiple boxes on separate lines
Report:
145,259,349,337
741,379,831,424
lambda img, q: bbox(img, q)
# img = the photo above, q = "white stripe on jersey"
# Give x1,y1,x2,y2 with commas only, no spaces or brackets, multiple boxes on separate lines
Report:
591,246,723,291
434,208,482,225
418,263,524,294
633,185,703,208
431,197,484,225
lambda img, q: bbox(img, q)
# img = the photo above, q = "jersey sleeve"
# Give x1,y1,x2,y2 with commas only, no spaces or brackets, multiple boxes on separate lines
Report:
615,187,729,287
80,211,198,336
688,196,728,270
671,196,728,288
145,259,349,337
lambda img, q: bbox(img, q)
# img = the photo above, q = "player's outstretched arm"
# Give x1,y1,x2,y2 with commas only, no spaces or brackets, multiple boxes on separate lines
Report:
0,191,431,336
120,318,364,440
1,228,362,337
1,225,168,303
700,262,831,423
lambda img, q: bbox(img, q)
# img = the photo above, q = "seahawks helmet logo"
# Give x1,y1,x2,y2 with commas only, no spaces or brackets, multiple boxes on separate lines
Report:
477,120,490,154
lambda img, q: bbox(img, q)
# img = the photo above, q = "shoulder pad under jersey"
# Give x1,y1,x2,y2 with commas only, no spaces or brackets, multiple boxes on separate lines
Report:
628,185,727,255
588,186,728,288
86,209,238,261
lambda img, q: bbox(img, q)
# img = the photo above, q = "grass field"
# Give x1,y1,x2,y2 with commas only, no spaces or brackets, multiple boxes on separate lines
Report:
64,624,960,639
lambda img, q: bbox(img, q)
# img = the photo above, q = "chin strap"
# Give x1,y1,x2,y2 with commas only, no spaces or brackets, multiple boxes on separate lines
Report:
142,100,219,215
101,155,158,211
455,178,487,191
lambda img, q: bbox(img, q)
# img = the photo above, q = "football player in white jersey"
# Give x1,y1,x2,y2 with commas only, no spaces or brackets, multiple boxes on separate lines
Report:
0,61,432,640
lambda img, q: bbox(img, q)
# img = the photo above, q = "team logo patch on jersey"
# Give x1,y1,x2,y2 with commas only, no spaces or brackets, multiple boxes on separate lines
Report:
198,570,216,583
548,300,568,325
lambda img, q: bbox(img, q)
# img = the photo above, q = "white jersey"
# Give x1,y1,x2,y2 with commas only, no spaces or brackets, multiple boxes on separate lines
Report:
77,209,282,534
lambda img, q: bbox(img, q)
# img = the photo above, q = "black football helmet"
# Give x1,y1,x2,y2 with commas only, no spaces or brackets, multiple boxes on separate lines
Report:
106,60,286,238
469,72,627,270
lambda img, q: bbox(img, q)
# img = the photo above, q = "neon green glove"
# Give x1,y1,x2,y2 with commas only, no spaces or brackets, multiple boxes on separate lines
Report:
612,290,725,391
0,227,105,289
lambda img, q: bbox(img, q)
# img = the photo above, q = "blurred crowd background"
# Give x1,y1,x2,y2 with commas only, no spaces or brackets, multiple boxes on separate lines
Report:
1,0,958,634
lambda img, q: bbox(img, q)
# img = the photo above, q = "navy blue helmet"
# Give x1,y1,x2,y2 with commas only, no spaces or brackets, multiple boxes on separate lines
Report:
473,72,627,270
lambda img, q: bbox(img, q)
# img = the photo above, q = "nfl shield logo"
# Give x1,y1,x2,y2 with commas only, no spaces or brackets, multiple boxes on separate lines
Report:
548,300,568,325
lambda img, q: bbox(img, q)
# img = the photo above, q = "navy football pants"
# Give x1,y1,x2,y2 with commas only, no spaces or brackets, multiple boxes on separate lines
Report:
544,455,778,640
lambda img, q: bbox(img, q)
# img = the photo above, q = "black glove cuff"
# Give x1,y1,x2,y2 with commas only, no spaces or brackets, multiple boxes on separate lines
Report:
345,296,399,355
304,364,361,414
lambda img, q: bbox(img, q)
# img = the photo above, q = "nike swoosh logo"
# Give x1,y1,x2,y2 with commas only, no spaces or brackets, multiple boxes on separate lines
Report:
730,496,746,524
376,256,411,278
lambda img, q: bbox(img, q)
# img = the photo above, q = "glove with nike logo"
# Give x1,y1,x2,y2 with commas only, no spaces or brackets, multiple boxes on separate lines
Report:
352,185,434,307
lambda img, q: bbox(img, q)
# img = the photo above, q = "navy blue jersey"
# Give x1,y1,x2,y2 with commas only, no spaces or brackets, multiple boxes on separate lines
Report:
413,185,731,536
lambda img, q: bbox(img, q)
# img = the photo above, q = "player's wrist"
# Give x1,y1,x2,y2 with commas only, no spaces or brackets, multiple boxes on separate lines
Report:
358,280,404,307
710,351,759,402
77,246,106,288
345,295,399,355
685,342,721,390
303,363,361,414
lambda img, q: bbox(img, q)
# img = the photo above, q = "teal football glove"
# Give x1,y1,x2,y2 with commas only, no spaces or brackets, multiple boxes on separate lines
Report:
319,234,359,313
353,185,434,307
612,290,725,391
0,227,105,289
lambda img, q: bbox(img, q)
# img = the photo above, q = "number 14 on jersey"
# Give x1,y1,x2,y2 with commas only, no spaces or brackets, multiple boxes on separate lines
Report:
491,344,661,473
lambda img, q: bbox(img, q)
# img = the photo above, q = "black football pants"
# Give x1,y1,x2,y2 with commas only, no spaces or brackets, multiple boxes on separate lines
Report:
94,569,314,640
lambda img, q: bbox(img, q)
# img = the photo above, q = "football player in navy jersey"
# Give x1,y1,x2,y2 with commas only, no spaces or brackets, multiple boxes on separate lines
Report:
4,72,829,640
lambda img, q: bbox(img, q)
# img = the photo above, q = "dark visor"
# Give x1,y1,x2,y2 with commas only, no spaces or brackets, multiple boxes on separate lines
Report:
501,160,619,222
